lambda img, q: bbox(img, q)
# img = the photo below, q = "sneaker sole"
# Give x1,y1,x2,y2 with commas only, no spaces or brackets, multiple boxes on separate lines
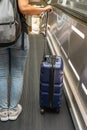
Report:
9,115,19,120
9,108,22,120
1,116,8,121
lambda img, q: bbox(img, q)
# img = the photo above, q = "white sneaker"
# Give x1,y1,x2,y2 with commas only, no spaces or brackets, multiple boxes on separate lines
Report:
9,104,22,120
0,109,8,121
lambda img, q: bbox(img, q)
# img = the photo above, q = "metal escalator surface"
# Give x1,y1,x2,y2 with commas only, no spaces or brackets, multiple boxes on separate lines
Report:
0,34,75,130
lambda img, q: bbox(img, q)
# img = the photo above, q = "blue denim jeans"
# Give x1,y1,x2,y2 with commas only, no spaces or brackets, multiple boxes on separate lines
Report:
0,33,29,109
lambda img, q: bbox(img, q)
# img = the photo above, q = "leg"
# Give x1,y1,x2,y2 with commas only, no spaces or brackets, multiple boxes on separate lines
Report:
0,49,9,121
0,49,9,109
10,33,29,109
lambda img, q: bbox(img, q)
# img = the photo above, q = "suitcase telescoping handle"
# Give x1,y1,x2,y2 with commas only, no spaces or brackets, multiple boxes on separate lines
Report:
40,11,48,37
40,11,49,61
44,11,48,38
41,12,57,65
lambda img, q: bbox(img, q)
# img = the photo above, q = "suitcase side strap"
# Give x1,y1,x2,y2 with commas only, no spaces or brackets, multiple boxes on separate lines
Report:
49,64,54,108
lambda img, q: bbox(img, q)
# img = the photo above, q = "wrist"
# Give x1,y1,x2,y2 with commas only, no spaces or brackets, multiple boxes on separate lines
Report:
42,7,46,12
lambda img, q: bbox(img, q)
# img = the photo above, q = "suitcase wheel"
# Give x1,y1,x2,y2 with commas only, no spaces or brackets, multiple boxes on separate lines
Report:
40,108,45,114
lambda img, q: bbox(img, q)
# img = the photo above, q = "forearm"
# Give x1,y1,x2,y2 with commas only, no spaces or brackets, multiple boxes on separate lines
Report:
19,5,46,15
18,0,52,15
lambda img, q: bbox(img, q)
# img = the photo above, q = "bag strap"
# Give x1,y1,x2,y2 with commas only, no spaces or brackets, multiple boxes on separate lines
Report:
22,32,24,50
10,0,17,19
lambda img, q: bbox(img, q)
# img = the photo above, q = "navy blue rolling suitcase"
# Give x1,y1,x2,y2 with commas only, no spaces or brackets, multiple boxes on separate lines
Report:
39,12,64,113
39,55,63,114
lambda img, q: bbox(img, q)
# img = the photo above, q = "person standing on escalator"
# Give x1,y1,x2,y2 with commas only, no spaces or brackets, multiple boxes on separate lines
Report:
0,0,52,121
